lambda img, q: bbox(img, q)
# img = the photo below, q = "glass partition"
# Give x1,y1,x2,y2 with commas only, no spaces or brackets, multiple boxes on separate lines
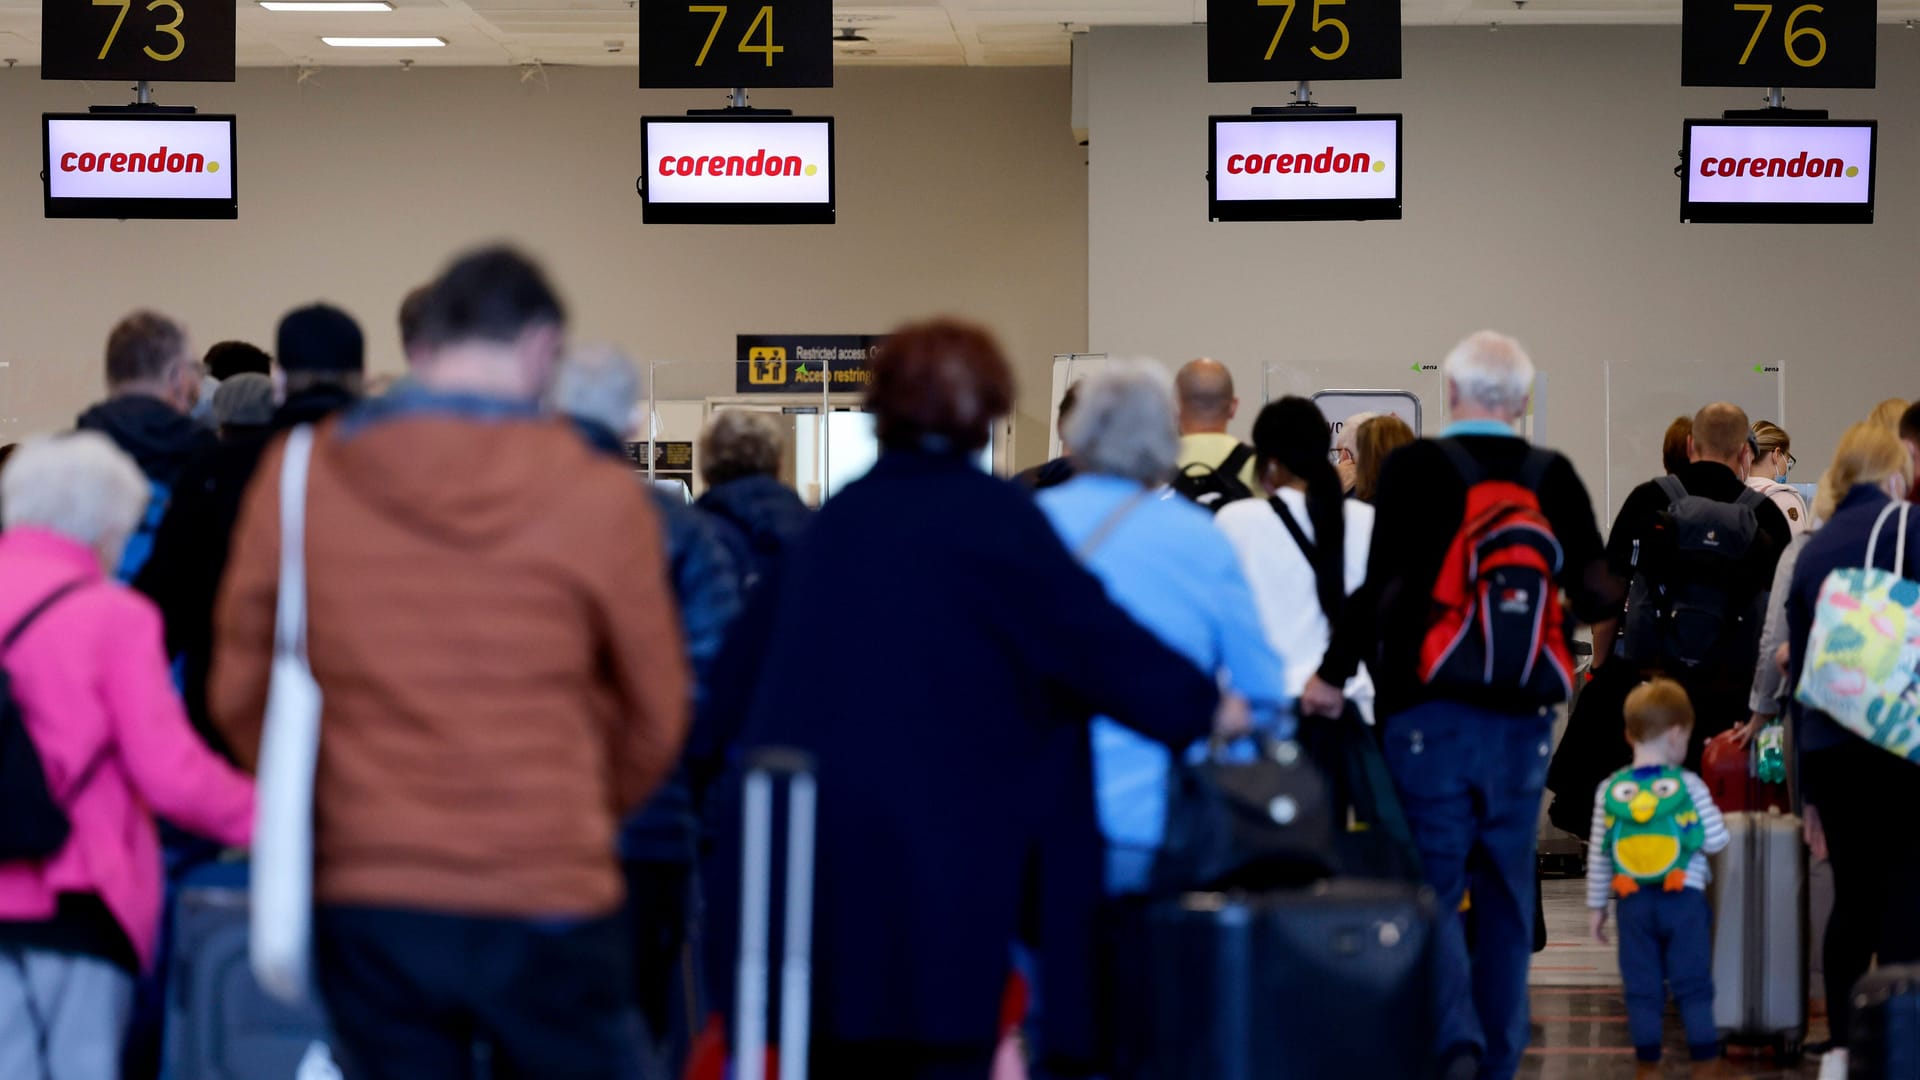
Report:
1601,358,1785,524
1049,353,1109,459
1263,357,1445,437
641,357,999,505
642,359,833,506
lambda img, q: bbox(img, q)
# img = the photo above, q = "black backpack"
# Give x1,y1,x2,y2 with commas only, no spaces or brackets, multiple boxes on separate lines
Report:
1171,445,1256,514
1622,477,1770,676
0,581,92,863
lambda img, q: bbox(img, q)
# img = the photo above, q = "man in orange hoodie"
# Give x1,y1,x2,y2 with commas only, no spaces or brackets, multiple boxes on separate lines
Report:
212,247,689,1080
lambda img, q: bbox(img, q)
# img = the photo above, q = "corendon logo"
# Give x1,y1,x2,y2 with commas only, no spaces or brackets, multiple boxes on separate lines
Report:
656,149,817,179
59,146,220,175
1697,151,1858,180
1225,146,1389,177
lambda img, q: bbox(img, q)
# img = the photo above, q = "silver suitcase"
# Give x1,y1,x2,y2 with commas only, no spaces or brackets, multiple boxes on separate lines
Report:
1708,809,1807,1057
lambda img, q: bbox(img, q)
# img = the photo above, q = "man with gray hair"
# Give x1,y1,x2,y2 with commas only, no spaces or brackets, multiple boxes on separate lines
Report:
1302,331,1618,1080
1171,357,1258,508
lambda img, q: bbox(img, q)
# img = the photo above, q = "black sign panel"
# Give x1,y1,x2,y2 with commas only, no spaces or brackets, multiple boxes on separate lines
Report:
640,0,831,89
735,334,883,394
1682,0,1874,87
1207,0,1401,82
41,0,235,82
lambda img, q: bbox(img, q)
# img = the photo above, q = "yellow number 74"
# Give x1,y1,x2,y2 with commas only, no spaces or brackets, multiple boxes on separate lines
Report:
1259,0,1351,63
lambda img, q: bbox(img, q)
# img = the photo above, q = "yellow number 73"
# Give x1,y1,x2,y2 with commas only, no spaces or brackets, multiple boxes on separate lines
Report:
1259,0,1351,63
93,0,185,61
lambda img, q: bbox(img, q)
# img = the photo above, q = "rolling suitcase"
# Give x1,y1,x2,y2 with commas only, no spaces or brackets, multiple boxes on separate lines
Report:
733,748,817,1080
1707,810,1807,1058
1849,965,1920,1080
165,860,341,1080
1139,880,1438,1080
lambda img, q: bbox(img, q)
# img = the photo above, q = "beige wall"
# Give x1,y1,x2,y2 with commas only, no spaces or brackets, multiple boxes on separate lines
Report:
0,66,1088,465
1088,25,1919,519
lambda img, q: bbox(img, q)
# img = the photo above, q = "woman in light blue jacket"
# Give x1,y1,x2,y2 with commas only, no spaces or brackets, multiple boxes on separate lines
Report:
1037,362,1290,895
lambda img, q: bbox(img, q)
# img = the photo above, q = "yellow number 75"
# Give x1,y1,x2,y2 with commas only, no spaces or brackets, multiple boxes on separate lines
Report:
1259,0,1351,63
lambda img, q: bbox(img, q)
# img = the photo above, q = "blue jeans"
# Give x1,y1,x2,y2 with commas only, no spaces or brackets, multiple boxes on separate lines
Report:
1616,890,1720,1062
1381,700,1552,1080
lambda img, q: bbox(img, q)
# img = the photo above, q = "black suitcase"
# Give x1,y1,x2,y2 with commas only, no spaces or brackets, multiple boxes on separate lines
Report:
1849,965,1920,1079
166,860,342,1080
1139,879,1437,1080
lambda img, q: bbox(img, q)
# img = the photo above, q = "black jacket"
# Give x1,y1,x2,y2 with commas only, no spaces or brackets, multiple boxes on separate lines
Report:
1318,434,1618,720
76,394,216,486
134,386,357,758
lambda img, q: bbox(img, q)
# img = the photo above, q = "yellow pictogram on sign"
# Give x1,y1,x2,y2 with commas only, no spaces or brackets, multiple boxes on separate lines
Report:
748,347,788,385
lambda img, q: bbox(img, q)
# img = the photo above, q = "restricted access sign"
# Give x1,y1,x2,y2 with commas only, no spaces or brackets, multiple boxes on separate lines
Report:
735,334,884,394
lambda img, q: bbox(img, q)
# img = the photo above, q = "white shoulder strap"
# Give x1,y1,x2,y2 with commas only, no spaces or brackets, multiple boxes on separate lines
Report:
274,426,315,662
1864,500,1902,574
1899,503,1912,579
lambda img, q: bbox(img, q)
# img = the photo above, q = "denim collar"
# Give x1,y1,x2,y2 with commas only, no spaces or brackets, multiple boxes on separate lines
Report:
337,382,541,439
1441,418,1521,439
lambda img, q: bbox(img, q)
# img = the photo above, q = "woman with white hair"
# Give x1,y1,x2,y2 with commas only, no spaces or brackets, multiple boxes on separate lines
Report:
1033,361,1285,1069
1038,362,1287,890
0,433,254,1080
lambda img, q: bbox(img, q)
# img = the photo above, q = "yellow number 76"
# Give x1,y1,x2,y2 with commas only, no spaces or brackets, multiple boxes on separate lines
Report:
1259,0,1351,63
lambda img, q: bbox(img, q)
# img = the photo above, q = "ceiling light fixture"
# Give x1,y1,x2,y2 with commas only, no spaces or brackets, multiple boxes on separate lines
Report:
262,2,393,10
834,27,869,43
322,35,443,46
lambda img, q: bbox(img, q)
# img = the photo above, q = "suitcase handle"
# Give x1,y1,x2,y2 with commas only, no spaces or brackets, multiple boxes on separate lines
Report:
736,748,817,1080
743,747,817,777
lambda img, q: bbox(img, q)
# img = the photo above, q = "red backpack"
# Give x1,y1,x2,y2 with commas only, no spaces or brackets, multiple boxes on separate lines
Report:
1418,440,1576,707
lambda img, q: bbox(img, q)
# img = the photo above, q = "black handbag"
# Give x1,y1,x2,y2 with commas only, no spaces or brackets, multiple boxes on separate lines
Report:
1151,732,1337,894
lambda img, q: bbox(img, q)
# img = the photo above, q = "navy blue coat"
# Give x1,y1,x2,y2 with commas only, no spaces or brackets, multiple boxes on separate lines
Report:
704,449,1218,1065
696,474,812,594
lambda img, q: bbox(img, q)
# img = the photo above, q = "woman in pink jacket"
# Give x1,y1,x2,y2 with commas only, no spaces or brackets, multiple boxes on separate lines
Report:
0,432,255,1080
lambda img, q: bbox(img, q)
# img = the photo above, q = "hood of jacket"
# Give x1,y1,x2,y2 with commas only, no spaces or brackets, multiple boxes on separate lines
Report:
322,391,598,549
696,474,811,555
75,394,215,484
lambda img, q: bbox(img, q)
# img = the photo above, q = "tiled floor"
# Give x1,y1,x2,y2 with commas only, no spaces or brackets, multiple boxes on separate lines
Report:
1523,880,1824,1079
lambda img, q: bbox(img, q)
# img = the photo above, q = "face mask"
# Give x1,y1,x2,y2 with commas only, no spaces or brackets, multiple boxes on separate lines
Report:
1775,470,1791,484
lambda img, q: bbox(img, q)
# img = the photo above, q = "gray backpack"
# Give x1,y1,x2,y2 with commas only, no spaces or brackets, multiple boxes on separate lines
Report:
1622,476,1769,674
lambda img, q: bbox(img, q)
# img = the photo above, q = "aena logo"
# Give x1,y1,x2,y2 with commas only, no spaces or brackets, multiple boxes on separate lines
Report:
657,149,818,179
59,146,220,175
1225,147,1389,177
1698,151,1859,180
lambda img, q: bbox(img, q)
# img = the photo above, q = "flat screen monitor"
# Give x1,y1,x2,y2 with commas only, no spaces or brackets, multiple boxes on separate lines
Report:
1209,113,1402,222
43,113,237,220
1681,119,1876,224
641,116,834,225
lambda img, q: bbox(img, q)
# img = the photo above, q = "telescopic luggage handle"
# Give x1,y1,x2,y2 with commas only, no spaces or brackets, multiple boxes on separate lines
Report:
736,747,817,1080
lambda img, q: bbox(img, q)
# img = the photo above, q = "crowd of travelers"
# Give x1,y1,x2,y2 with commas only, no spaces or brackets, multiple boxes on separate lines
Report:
0,242,1915,1080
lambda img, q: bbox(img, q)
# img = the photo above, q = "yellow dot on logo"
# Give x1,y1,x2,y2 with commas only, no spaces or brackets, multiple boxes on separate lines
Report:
804,163,817,177
206,161,220,173
1846,165,1859,178
1372,160,1386,173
